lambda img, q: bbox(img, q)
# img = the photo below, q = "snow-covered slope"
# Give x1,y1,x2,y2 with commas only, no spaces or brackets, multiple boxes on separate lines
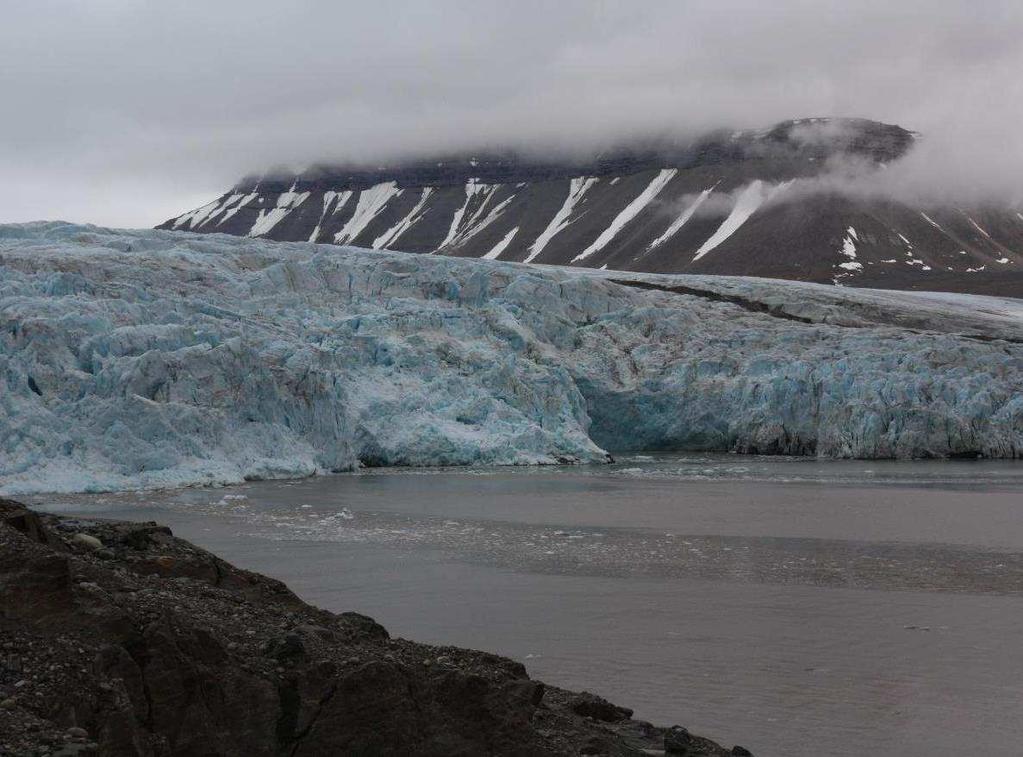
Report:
3,222,1023,494
159,118,1023,296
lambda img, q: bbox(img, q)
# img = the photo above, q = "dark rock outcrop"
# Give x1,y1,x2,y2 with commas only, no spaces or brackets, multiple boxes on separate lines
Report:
0,499,747,756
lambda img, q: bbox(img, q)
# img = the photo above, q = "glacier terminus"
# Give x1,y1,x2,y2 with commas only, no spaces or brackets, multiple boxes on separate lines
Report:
2,221,1023,494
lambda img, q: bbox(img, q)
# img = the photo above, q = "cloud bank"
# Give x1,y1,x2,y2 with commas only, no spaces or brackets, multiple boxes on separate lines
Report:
1,0,1021,225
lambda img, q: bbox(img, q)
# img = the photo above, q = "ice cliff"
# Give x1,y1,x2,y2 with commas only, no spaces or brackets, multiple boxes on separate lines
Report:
2,222,1023,494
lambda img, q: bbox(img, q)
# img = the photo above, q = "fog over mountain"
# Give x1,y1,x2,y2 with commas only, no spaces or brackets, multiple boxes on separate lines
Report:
2,1,1022,227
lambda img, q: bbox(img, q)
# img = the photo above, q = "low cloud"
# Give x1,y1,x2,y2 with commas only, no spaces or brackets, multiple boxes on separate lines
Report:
779,137,1023,210
1,1,1021,225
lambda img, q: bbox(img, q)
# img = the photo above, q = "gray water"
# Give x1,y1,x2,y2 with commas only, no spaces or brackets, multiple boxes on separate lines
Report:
32,454,1023,756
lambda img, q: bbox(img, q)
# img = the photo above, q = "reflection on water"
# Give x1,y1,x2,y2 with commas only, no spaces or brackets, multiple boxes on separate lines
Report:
32,454,1023,757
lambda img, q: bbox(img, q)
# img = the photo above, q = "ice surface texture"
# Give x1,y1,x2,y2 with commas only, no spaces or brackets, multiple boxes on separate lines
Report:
2,222,1022,494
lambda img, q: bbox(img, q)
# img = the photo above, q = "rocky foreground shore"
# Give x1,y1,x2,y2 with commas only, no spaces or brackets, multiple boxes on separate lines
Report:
0,499,752,756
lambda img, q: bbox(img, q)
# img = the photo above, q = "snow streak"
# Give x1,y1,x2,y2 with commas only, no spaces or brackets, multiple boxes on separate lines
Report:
692,181,789,261
646,187,714,251
248,186,311,237
525,177,598,263
373,187,434,249
483,227,519,260
572,169,677,263
334,182,401,244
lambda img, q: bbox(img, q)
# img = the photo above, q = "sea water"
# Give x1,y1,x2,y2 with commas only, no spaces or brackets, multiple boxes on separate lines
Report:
32,453,1023,756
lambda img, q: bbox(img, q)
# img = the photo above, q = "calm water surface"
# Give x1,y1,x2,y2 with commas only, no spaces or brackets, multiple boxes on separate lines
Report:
32,454,1023,757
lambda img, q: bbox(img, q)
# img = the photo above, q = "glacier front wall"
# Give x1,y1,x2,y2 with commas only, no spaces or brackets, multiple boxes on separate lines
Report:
2,222,1022,494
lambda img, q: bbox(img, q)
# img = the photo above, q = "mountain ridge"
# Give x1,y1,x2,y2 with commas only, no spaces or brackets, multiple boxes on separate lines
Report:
228,117,916,193
159,118,1023,296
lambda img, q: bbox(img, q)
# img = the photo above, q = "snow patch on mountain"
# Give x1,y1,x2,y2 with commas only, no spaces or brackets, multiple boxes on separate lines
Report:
374,187,434,249
526,177,598,263
838,228,862,271
451,190,516,248
647,187,714,252
172,198,222,230
968,218,992,239
308,190,343,242
572,169,677,262
920,212,944,232
334,182,401,244
693,181,791,261
483,226,518,260
248,186,312,237
438,180,492,249
216,192,259,228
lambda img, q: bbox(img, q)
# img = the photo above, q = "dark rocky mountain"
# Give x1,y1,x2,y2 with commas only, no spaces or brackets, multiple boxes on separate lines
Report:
0,498,746,756
159,118,1023,296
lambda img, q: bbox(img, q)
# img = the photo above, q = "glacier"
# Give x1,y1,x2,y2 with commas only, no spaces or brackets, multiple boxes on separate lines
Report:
2,221,1023,495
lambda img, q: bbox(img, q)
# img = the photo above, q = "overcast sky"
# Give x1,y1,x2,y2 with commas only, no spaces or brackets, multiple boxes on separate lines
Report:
2,0,1021,227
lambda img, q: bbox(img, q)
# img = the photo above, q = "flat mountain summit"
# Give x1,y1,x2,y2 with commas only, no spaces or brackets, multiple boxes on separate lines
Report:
160,118,1023,296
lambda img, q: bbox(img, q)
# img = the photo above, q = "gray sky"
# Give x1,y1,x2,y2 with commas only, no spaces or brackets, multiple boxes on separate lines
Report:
2,0,1021,227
